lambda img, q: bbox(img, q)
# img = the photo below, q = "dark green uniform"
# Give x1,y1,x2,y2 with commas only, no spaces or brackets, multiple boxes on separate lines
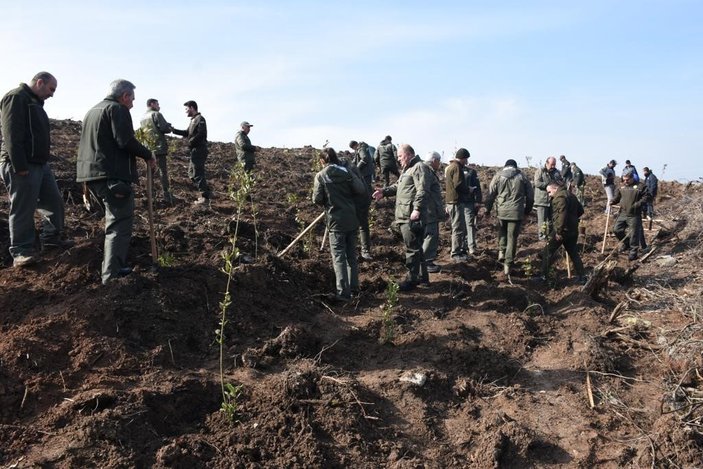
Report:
541,186,585,279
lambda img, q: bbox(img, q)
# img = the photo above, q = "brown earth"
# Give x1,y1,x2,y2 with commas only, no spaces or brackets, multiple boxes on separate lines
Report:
1,119,702,468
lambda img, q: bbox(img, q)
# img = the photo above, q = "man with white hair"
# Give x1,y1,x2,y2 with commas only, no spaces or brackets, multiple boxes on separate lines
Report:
373,144,433,291
422,151,444,273
77,79,156,284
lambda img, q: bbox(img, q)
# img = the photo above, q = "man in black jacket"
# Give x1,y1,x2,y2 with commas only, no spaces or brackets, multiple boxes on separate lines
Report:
611,173,651,261
0,71,72,267
173,100,211,204
76,79,156,284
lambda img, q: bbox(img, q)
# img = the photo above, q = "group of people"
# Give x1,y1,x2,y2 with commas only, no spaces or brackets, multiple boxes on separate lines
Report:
0,73,260,284
600,159,658,260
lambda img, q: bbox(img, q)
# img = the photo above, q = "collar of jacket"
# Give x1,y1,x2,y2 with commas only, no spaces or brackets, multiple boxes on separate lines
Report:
20,83,43,104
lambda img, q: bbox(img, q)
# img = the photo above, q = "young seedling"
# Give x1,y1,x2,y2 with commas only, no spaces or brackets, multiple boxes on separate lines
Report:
381,281,399,344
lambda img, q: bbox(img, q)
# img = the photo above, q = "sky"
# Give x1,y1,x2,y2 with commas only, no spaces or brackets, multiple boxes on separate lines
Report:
1,0,701,181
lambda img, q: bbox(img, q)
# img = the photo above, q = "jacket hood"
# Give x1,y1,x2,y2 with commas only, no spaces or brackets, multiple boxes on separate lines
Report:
320,164,352,184
499,167,520,179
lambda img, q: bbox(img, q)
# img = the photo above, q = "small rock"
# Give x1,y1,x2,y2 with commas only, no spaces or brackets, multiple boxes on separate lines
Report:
655,255,677,267
399,371,427,386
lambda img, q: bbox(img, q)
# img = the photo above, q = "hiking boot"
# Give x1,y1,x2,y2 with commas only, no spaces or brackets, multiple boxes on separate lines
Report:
398,280,418,292
118,267,133,277
13,254,37,268
42,238,75,251
426,262,441,273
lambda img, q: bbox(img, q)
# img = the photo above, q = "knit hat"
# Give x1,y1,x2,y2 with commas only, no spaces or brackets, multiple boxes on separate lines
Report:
504,159,518,168
455,148,470,160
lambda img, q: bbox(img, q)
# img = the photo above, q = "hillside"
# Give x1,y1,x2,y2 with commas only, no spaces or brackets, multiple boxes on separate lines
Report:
1,119,702,468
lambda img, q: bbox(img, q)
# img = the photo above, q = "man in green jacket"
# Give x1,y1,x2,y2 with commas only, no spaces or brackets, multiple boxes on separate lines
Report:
172,101,210,204
422,151,444,273
571,161,586,206
485,159,534,276
444,149,470,261
533,156,564,240
0,71,72,267
140,98,173,203
234,121,260,173
541,183,586,282
611,173,651,261
76,79,156,284
461,152,483,255
350,140,374,259
313,147,367,301
373,144,433,291
375,135,399,187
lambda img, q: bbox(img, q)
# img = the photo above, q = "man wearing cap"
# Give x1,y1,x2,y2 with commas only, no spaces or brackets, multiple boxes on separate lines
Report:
373,144,433,291
445,148,471,261
559,155,573,188
375,135,399,187
533,156,563,240
172,100,211,204
235,121,260,173
599,159,617,210
422,151,444,273
484,159,534,277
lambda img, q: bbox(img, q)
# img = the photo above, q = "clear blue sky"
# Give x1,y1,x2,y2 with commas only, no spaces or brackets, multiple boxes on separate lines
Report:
2,0,701,181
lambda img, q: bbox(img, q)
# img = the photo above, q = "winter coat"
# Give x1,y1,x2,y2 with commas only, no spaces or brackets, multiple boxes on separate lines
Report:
599,166,615,186
0,83,51,172
382,155,433,223
571,163,585,187
76,96,152,184
560,159,573,182
550,186,581,238
353,142,374,186
423,162,444,224
375,140,398,171
313,163,366,232
444,159,468,204
485,167,534,221
611,182,651,218
461,165,482,203
644,172,658,198
139,109,171,155
172,113,207,158
533,166,563,207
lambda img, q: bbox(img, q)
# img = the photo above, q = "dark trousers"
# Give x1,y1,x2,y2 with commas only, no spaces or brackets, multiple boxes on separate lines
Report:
382,166,400,187
399,221,426,282
613,215,640,256
541,232,585,277
188,152,211,198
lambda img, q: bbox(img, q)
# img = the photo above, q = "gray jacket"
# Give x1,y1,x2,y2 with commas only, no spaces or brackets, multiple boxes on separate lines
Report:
139,109,172,155
485,167,534,221
382,155,433,223
534,166,563,207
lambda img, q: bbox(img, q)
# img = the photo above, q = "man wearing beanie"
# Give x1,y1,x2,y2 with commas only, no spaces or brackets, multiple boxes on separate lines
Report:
484,159,534,278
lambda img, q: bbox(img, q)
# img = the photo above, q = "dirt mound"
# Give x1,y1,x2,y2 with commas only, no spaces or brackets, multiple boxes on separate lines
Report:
1,119,702,467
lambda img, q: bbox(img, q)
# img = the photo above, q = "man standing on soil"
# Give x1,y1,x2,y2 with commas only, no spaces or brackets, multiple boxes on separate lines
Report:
559,155,573,188
445,148,471,261
350,140,374,260
139,98,173,203
375,135,399,187
0,72,73,268
484,159,534,277
313,147,366,302
76,79,156,284
373,144,433,291
234,121,260,173
172,101,211,204
642,167,658,219
610,172,651,261
599,159,617,210
422,151,444,273
540,182,586,283
461,150,482,255
533,156,564,240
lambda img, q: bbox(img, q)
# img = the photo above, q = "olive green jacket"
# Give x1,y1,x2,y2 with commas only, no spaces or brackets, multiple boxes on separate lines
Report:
444,159,468,204
423,162,444,224
533,166,563,207
485,167,534,221
139,109,172,156
313,163,366,232
382,155,433,223
375,140,398,171
234,130,257,166
550,187,580,238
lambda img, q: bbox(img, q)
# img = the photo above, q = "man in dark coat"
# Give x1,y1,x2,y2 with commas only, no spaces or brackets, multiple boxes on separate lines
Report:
541,182,586,282
611,173,651,260
172,100,210,204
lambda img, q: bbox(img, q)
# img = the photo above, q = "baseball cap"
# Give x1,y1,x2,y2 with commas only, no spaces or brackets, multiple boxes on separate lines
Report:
241,121,253,127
